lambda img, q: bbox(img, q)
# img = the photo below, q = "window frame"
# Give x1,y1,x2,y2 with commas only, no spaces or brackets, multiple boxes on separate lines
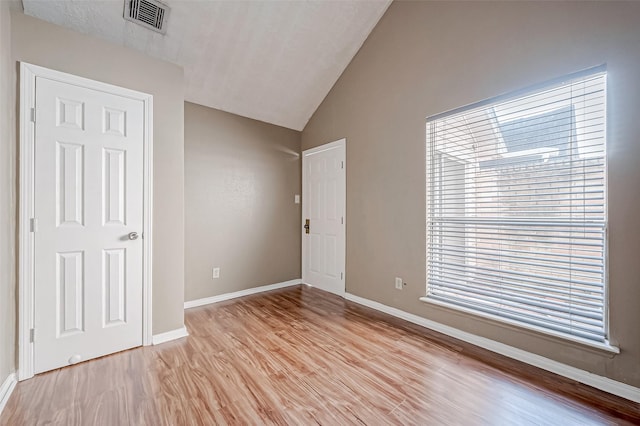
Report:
422,65,617,353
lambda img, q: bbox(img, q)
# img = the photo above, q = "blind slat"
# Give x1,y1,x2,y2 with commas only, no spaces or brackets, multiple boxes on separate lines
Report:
430,280,603,321
428,270,604,306
435,123,606,158
433,243,603,268
435,165,604,187
428,294,605,342
430,249,603,275
429,260,602,288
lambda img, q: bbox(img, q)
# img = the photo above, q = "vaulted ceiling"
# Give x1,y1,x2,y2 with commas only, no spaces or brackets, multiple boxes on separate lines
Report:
22,0,391,130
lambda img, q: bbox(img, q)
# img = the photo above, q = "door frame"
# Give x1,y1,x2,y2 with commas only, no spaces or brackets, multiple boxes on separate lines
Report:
301,138,346,296
18,62,154,380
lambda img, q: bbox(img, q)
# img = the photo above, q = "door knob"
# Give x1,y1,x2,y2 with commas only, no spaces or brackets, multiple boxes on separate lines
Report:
128,232,139,240
304,219,310,234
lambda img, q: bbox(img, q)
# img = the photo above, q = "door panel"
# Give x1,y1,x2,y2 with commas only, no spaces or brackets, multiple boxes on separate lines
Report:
103,148,127,225
56,142,85,227
302,140,346,296
103,248,127,326
57,251,84,335
34,77,144,374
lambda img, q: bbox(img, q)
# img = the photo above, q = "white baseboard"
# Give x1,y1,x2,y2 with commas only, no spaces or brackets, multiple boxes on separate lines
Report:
344,292,640,404
184,279,303,309
152,326,189,345
0,373,17,416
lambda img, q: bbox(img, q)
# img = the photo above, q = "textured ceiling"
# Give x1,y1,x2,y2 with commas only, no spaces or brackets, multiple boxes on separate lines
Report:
22,0,391,130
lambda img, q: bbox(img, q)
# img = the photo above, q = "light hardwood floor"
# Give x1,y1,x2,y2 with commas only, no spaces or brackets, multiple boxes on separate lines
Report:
2,285,639,425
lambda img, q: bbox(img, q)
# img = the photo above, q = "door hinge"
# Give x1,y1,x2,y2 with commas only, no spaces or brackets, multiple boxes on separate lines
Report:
30,218,38,232
30,328,35,343
341,161,344,169
30,107,36,123
341,217,344,225
341,272,344,280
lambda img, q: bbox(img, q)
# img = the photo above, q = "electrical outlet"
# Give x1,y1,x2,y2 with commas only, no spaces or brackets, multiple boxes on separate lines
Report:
395,277,403,290
213,267,220,279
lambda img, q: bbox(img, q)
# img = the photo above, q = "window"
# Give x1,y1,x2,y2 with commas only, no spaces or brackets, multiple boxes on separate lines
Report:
426,67,607,344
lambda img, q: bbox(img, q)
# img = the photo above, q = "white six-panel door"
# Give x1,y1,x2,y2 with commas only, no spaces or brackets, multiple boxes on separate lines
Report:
302,139,346,296
33,76,144,373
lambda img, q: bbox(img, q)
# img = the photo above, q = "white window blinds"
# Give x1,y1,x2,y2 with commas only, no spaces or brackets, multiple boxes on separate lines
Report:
426,68,607,343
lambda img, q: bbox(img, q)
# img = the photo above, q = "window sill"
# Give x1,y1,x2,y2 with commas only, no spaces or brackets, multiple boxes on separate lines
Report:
419,296,620,355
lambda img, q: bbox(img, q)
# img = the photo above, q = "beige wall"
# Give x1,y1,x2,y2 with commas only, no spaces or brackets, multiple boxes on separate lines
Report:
0,0,16,382
11,12,185,335
302,1,640,387
185,102,301,302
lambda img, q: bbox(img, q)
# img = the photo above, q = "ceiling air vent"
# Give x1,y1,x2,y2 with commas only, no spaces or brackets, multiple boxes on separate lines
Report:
124,0,170,34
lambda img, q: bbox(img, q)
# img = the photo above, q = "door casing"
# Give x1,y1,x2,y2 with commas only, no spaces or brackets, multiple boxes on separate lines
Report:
18,62,154,380
301,138,346,296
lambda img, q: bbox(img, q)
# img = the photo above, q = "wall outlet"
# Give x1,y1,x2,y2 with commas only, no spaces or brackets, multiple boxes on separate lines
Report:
395,277,403,290
213,267,220,279
294,194,300,204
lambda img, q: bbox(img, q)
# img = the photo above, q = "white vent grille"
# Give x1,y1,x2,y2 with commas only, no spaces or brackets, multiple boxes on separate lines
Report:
124,0,169,34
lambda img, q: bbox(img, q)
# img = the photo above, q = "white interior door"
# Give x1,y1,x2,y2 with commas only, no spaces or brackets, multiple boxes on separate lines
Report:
33,76,144,373
302,139,346,296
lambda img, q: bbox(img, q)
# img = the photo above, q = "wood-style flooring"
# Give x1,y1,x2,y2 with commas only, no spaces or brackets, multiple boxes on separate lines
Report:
2,285,639,425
